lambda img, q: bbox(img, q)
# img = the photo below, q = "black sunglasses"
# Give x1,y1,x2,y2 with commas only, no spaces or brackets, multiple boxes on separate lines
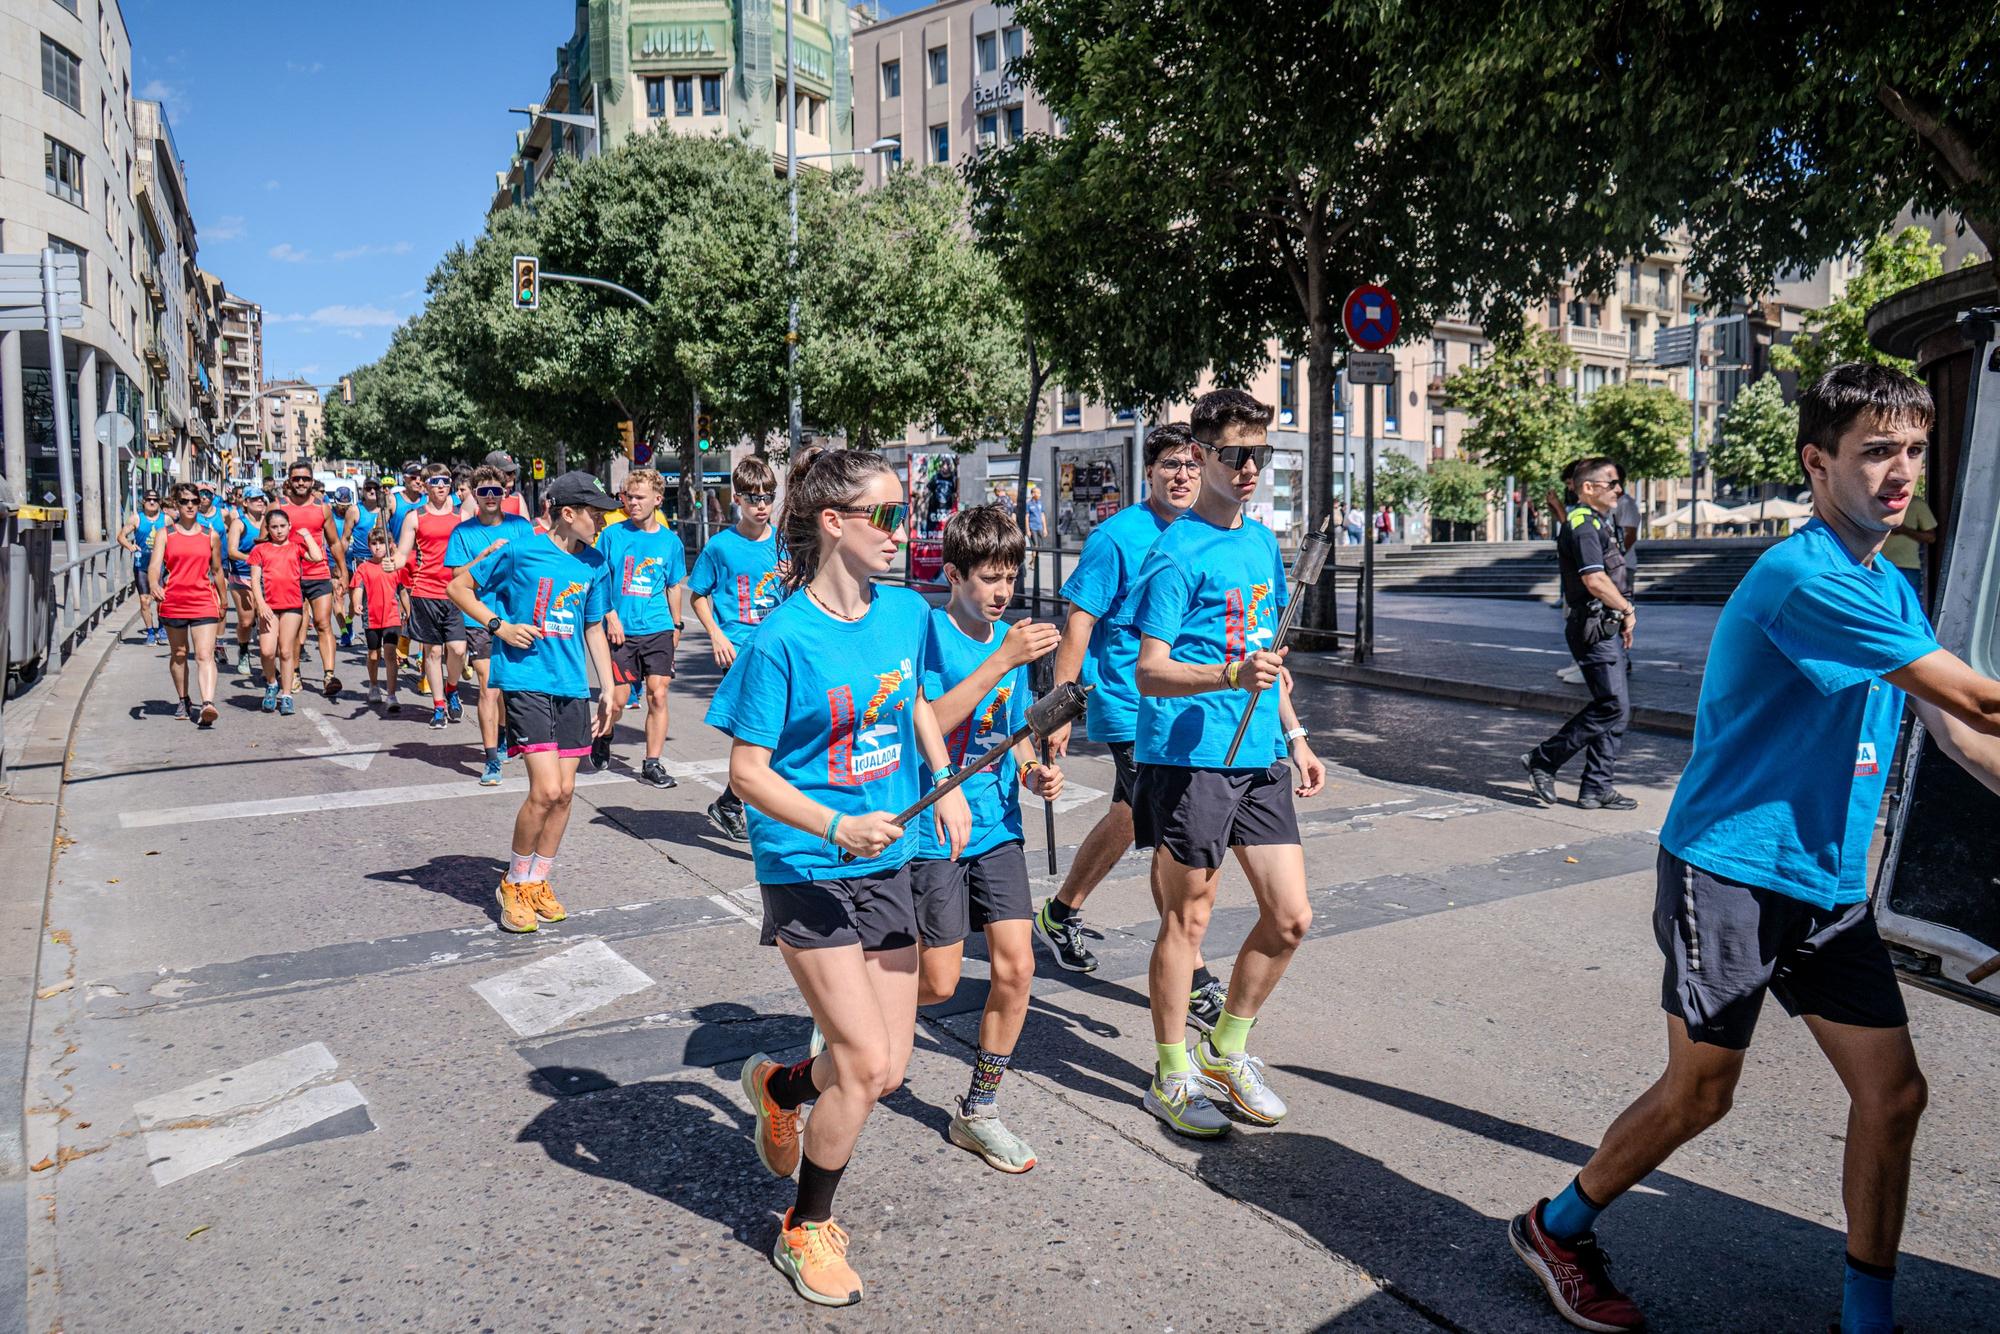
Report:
739,492,775,504
835,502,908,534
475,486,506,498
424,476,452,487
1211,445,1274,472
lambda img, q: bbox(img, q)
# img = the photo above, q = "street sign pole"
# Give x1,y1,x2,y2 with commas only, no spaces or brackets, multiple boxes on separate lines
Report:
42,250,80,569
1359,381,1375,663
1341,285,1401,664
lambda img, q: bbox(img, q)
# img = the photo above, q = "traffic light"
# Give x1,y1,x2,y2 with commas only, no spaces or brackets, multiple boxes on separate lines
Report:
338,375,354,407
618,420,636,460
512,255,540,310
695,413,713,452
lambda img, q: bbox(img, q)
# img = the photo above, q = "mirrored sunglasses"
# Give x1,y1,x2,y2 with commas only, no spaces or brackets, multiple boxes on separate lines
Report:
836,502,907,534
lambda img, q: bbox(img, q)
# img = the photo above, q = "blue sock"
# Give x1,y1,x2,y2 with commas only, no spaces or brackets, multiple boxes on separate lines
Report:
1841,1254,1895,1334
1541,1176,1605,1242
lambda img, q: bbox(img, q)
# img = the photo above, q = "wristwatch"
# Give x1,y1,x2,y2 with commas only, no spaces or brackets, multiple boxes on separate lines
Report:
1283,726,1308,744
485,616,502,633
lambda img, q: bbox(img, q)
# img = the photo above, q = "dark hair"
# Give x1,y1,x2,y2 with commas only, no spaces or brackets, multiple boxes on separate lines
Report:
470,464,508,489
1144,421,1198,469
733,455,777,494
1796,362,1933,472
942,504,1026,576
287,461,312,477
1570,456,1620,487
423,461,452,480
169,481,199,503
1190,388,1275,446
262,506,291,534
777,446,895,591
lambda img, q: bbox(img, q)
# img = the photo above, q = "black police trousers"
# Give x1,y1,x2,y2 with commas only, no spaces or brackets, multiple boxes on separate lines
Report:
1529,618,1630,799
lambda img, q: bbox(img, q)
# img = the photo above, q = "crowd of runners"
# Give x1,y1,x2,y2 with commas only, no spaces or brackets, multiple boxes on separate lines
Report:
108,369,2000,1333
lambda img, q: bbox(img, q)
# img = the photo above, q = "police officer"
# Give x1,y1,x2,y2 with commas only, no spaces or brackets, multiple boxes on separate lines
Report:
1523,456,1637,811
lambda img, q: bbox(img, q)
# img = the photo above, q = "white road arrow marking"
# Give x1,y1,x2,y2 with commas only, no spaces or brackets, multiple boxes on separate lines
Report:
296,705,379,771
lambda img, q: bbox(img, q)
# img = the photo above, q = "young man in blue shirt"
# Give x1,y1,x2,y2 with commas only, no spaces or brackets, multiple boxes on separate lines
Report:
446,464,540,785
594,468,687,788
1131,389,1326,1138
448,471,620,934
1510,364,2000,1334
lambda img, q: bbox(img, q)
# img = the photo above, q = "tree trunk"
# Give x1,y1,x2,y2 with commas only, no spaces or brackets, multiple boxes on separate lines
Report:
1301,271,1340,643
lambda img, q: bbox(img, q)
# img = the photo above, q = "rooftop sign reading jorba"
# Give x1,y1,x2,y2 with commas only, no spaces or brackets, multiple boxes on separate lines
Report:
631,21,731,65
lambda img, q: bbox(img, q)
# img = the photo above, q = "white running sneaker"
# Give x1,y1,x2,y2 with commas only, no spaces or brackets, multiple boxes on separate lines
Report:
366,684,383,705
1192,1037,1288,1125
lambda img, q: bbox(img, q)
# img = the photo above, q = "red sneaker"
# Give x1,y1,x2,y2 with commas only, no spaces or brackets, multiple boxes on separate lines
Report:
1509,1200,1646,1332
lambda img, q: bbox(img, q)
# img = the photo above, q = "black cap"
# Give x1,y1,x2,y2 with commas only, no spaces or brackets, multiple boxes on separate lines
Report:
483,449,519,475
400,461,422,477
544,471,620,512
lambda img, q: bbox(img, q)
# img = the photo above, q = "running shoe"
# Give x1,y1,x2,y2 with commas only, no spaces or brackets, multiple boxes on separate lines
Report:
772,1210,862,1308
1578,790,1639,812
525,881,567,923
197,701,218,730
1032,900,1099,973
626,684,643,709
1144,1066,1232,1139
322,674,341,701
278,694,295,717
1508,1201,1646,1333
386,696,402,715
1187,977,1227,1033
447,693,464,724
1521,753,1559,807
479,755,504,787
740,1053,803,1178
261,683,280,713
235,647,251,674
365,684,382,705
173,698,190,721
495,880,538,934
1192,1036,1287,1125
589,734,612,772
706,799,749,843
948,1099,1037,1173
640,759,677,789
429,705,448,730
337,631,353,650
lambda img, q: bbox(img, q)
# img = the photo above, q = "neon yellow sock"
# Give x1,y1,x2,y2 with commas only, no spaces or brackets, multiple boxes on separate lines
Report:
1155,1040,1190,1076
1211,1009,1255,1056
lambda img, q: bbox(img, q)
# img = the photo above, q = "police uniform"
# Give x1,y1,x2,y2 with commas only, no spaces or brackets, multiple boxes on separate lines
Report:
1528,504,1630,800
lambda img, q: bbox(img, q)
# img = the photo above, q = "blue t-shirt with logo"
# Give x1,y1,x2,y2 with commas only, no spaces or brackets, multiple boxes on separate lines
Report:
1130,512,1290,770
444,513,537,574
688,526,786,644
594,520,687,635
917,606,1028,862
707,586,931,884
466,532,610,699
1661,520,1940,908
133,511,168,567
1060,501,1178,743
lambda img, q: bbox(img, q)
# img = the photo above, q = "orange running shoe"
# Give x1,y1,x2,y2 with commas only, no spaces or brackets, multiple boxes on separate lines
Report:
740,1053,802,1177
772,1209,861,1307
524,881,566,923
495,880,538,934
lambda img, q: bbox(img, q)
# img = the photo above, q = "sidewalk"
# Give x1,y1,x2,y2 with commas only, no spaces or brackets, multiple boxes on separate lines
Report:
1291,593,1719,735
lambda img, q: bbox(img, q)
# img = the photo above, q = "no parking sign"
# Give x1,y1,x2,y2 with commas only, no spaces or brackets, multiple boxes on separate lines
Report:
1343,284,1401,351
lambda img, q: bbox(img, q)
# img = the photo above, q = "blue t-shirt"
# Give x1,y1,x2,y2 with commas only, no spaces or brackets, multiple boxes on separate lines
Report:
344,505,377,565
466,532,610,699
228,515,260,578
917,606,1027,862
1060,502,1179,742
133,511,168,566
595,520,687,635
687,526,786,644
1661,520,1940,907
390,492,425,540
444,513,537,574
196,508,229,549
706,586,931,884
1130,512,1289,769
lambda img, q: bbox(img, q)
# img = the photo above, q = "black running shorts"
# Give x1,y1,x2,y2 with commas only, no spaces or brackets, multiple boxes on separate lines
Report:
1107,740,1139,807
910,841,1033,947
504,690,593,760
463,620,492,663
611,628,677,683
760,865,917,952
1135,761,1301,870
406,595,465,647
158,616,220,630
364,627,394,651
300,578,334,602
1655,846,1907,1050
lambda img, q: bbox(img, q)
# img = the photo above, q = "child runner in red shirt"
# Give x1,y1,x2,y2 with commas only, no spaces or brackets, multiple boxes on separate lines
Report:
352,527,406,711
247,507,323,718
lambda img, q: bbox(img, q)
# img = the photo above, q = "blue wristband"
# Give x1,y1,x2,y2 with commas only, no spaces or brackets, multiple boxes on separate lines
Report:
824,812,842,846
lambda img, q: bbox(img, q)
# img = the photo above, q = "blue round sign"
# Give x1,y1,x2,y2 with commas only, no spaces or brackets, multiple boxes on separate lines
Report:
1343,284,1401,352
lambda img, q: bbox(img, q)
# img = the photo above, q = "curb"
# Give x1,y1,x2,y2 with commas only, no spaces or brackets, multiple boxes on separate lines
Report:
0,607,136,1333
1288,655,1696,738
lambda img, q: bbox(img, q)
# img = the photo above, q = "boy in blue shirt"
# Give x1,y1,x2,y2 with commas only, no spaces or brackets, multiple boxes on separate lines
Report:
688,455,786,840
1509,364,2000,1334
908,506,1064,1174
446,463,540,786
449,470,620,935
594,468,687,788
1131,389,1325,1140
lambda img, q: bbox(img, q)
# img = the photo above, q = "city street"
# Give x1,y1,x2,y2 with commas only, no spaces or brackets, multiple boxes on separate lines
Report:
24,615,2000,1332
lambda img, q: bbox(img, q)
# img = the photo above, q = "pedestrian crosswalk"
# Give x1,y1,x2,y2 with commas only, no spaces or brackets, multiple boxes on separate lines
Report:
131,1042,374,1187
471,938,657,1037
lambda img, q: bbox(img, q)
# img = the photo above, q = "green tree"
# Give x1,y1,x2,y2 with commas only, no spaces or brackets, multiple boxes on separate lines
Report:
1424,457,1497,531
1444,326,1583,503
1374,453,1427,515
1583,382,1687,483
1711,375,1803,490
1771,228,1946,383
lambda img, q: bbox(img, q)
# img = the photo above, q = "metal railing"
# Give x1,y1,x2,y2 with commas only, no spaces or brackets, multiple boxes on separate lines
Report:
50,543,131,669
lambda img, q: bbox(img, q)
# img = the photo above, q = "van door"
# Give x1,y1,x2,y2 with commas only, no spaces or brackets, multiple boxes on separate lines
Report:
1875,318,2000,1015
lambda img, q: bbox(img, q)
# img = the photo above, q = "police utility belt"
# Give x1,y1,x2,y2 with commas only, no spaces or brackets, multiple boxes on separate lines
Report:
1567,598,1628,649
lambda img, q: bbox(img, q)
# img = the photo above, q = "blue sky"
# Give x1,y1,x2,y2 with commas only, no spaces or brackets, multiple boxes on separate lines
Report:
124,0,937,384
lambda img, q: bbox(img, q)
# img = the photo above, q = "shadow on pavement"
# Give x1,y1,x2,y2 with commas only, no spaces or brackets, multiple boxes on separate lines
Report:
365,853,507,919
586,804,750,862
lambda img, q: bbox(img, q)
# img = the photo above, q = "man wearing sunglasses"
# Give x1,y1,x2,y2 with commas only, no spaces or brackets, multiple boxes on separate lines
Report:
482,450,532,519
1129,388,1326,1139
275,460,349,699
388,462,473,730
117,490,169,645
446,464,540,784
1522,456,1638,812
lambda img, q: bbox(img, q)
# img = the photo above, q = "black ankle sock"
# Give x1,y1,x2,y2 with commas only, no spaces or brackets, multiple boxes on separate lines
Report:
793,1153,847,1224
766,1055,819,1110
1845,1252,1896,1282
1192,964,1218,990
1046,897,1079,924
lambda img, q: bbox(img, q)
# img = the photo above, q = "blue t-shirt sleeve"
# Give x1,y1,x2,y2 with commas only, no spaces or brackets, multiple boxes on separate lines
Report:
687,541,719,597
468,535,511,592
920,615,944,699
1059,529,1122,618
710,640,787,746
1006,663,1028,730
1132,559,1192,645
1271,534,1290,607
584,560,611,627
668,536,689,586
1764,570,1940,696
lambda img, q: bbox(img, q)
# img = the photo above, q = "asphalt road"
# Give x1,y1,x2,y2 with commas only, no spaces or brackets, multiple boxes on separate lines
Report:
26,622,2000,1332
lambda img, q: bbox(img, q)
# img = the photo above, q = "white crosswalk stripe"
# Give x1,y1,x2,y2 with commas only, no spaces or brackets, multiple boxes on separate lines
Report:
470,938,656,1037
132,1042,373,1187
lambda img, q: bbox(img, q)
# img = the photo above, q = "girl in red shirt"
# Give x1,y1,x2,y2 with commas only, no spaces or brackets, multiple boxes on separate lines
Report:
351,527,406,711
148,482,227,727
248,507,323,717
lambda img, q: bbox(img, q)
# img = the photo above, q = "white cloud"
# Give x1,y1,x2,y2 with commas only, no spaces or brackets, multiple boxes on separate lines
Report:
305,304,401,329
285,61,324,76
205,214,247,242
332,241,414,262
263,179,281,192
138,78,190,121
262,311,306,324
268,243,309,263
294,364,322,377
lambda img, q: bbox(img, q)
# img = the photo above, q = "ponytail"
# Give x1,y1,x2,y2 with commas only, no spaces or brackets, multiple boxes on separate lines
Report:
777,446,894,591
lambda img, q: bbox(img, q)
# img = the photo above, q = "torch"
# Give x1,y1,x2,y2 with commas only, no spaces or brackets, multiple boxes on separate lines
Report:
1221,515,1335,766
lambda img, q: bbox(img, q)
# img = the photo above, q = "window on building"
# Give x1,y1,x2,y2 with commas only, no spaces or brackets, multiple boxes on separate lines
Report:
1611,366,1623,384
1431,425,1446,462
1547,296,1561,328
45,135,84,207
1582,364,1607,396
41,36,82,112
1279,357,1298,426
101,93,110,148
881,59,901,98
54,0,78,13
775,79,787,126
1470,343,1484,369
674,76,694,116
1627,315,1643,357
1430,338,1447,381
1567,298,1584,326
882,134,902,168
978,112,998,149
1627,262,1640,305
1061,389,1081,427
1384,374,1400,434
928,46,949,87
976,32,998,74
1114,405,1135,422
701,74,722,115
809,95,823,135
931,123,949,163
1003,26,1025,64
1587,302,1602,328
1004,106,1024,143
1656,268,1671,307
645,77,666,117
48,237,86,304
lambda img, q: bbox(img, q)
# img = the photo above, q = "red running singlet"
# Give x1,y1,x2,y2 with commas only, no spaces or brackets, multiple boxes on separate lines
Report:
156,526,220,620
276,501,332,580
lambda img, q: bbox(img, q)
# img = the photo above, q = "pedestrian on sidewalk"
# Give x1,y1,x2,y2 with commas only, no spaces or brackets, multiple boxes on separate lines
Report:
1344,501,1365,546
1522,457,1637,811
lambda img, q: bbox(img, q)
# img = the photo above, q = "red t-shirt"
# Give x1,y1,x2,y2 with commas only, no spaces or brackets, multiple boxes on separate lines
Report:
409,507,459,598
275,501,332,580
157,526,220,620
352,560,404,629
248,535,307,610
